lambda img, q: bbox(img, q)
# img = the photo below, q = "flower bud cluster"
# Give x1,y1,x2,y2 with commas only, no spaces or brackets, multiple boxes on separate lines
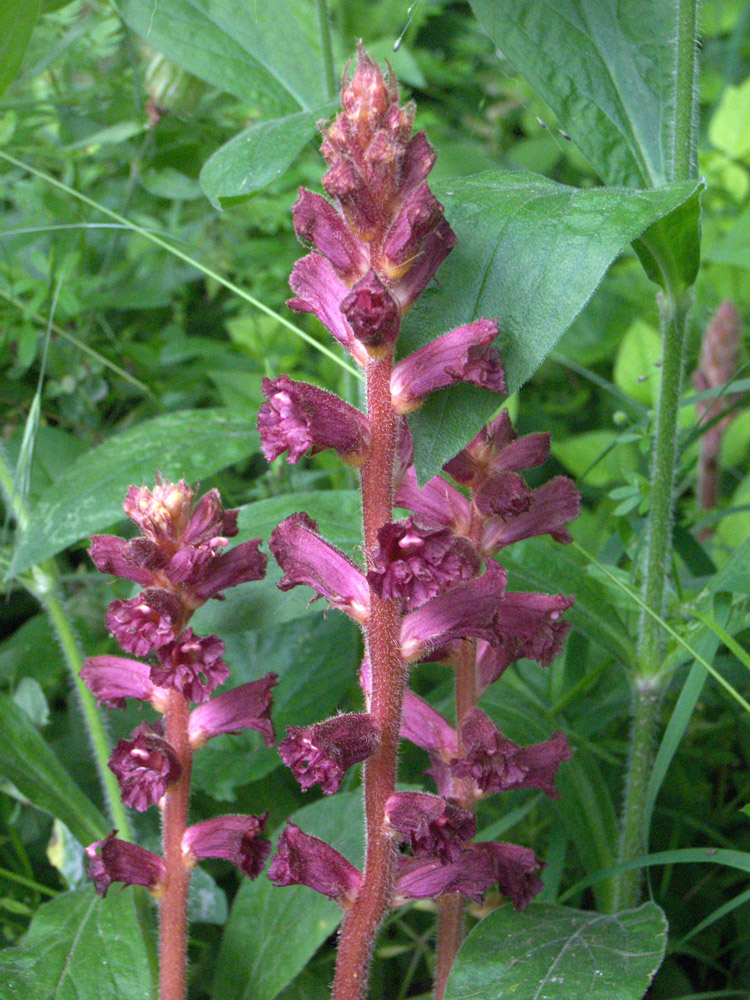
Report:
83,479,275,895
258,47,578,920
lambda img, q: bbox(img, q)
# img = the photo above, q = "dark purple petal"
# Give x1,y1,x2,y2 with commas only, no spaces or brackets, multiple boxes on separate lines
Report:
189,540,268,601
122,480,195,546
395,465,472,535
481,477,580,552
269,513,370,622
288,254,369,367
86,832,166,897
79,655,168,710
473,473,533,520
444,412,551,487
450,708,571,797
474,639,514,693
166,543,218,588
189,674,278,748
106,589,185,656
108,722,182,811
258,375,370,466
292,189,369,282
279,713,379,794
394,847,496,904
183,814,270,879
491,592,574,663
152,629,229,704
367,517,479,611
391,320,505,413
399,689,458,758
182,489,239,544
400,561,507,662
268,823,362,905
476,841,546,910
340,270,401,354
89,535,166,586
391,218,457,312
386,792,475,863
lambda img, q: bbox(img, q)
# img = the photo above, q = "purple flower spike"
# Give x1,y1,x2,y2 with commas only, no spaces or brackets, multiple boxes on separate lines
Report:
400,561,507,663
106,589,185,656
481,477,580,553
340,270,401,355
385,792,475,863
189,674,278,748
86,832,166,898
269,513,371,623
268,823,362,906
288,254,370,367
395,465,472,535
367,517,480,611
123,480,195,548
292,189,369,283
391,320,505,414
79,655,169,710
278,713,379,794
258,374,370,467
152,629,229,704
183,814,270,879
188,540,268,601
450,708,571,798
108,722,182,811
89,535,167,586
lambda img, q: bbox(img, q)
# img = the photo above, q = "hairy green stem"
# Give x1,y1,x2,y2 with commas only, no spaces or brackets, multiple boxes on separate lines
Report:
673,0,700,183
315,0,337,99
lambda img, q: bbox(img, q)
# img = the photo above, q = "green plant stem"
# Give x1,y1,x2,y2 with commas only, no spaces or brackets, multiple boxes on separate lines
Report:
315,0,337,99
673,0,699,183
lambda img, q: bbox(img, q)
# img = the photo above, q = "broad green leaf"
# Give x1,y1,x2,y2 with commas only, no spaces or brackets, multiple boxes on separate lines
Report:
8,410,259,576
709,77,750,162
468,0,679,190
0,0,42,96
200,102,336,209
213,793,364,1000
0,887,153,999
192,489,362,634
551,429,639,488
0,696,108,846
613,320,662,406
119,0,326,111
710,536,750,595
631,183,703,292
401,172,700,482
444,901,667,1000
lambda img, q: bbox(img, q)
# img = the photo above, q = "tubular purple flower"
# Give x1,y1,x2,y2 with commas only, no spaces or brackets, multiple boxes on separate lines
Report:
491,592,574,663
181,487,239,545
187,540,268,601
389,218,457,312
288,254,370,367
399,689,458,759
473,473,533,520
340,270,401,355
367,517,480,610
108,722,182,811
394,847,496,905
182,814,270,879
400,561,507,663
278,713,379,794
268,823,362,906
152,629,229,704
478,841,546,910
106,589,185,656
189,674,278,748
481,477,580,553
123,480,195,548
395,465,472,535
86,832,167,898
450,708,571,798
269,513,370,623
89,535,166,586
79,655,169,710
391,320,505,414
258,375,370,466
443,411,551,487
292,189,369,283
381,183,447,276
385,792,475,863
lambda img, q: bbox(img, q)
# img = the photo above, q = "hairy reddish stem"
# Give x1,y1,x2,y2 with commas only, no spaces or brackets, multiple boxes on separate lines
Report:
160,689,193,1000
332,356,405,1000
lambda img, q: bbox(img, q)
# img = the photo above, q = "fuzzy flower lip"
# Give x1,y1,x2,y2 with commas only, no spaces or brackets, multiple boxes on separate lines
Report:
86,832,166,898
269,513,371,623
183,814,270,879
443,410,551,487
89,535,167,587
79,655,168,711
367,517,480,611
189,674,278,749
108,722,182,812
152,629,229,704
106,589,184,657
340,270,401,355
258,374,370,467
391,319,505,414
385,792,475,863
279,713,379,795
480,477,580,553
292,188,369,284
268,822,362,906
394,465,472,536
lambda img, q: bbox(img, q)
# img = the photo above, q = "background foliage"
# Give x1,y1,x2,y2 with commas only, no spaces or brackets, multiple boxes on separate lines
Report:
1,1,750,998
